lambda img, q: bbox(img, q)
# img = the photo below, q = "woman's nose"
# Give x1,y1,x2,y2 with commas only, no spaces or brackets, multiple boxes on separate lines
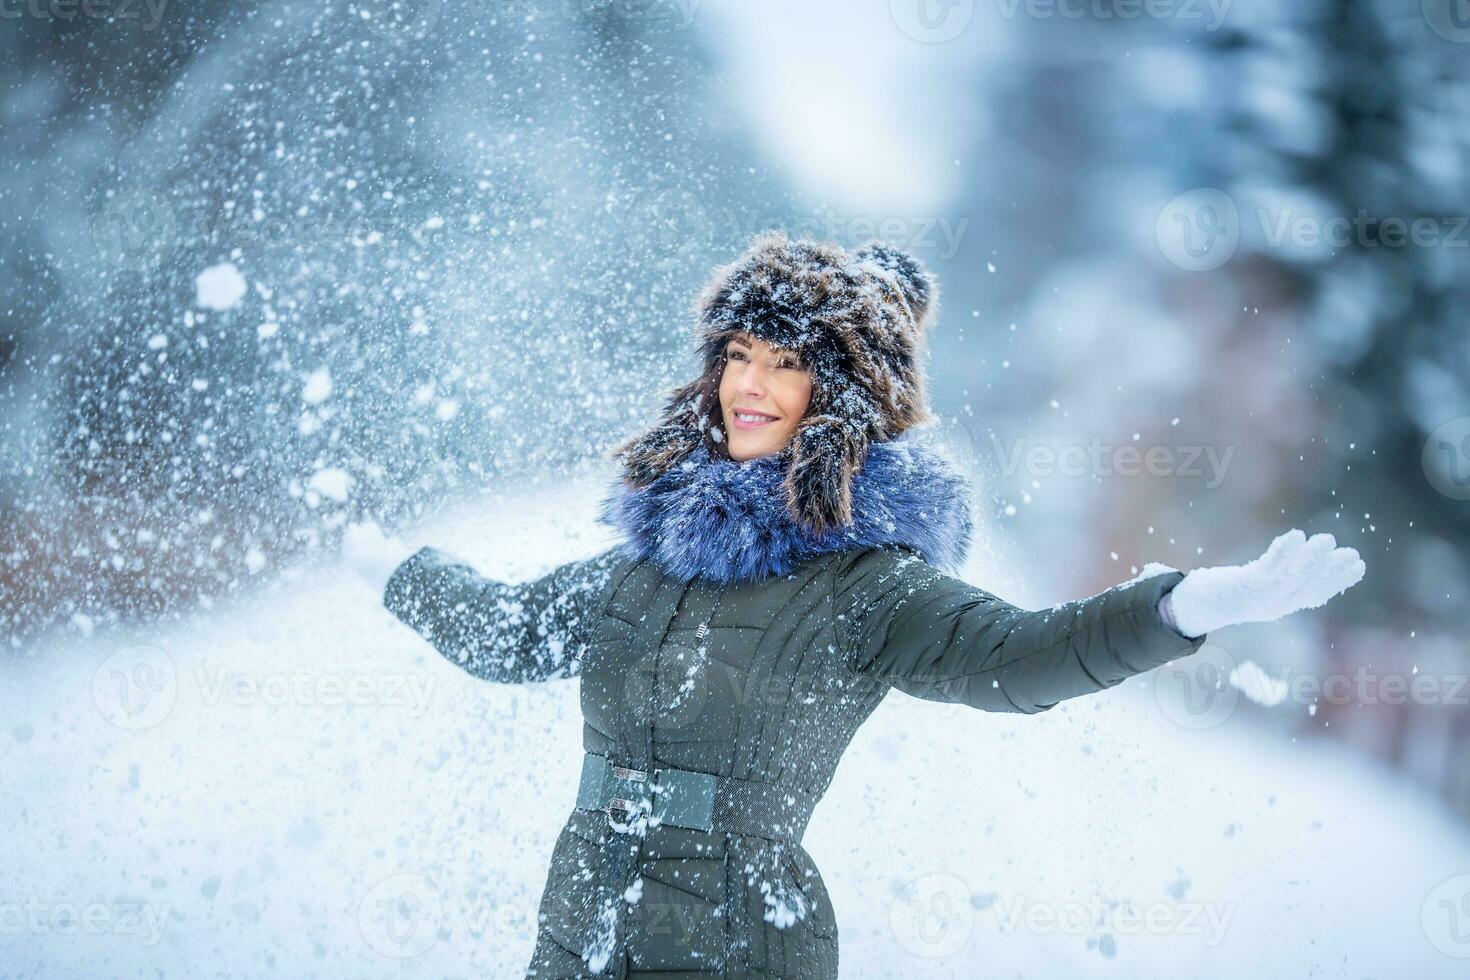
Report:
738,363,768,396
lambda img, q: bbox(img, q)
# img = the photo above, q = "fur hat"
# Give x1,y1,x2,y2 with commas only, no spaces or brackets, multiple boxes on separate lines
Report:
612,230,941,535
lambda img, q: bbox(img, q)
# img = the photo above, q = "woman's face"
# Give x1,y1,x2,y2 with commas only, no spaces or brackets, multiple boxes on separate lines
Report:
718,333,813,462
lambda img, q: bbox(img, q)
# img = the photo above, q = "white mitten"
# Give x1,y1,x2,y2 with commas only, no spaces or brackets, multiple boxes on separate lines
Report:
342,520,416,596
1160,529,1365,639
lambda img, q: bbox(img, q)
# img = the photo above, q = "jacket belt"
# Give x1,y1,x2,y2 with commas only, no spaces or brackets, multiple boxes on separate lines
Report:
575,752,817,843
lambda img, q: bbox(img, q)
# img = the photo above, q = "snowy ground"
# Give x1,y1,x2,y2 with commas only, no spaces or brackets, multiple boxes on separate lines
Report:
4,472,1468,979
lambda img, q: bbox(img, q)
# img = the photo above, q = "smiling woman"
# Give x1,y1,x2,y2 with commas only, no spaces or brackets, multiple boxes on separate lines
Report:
718,332,813,462
344,230,1364,979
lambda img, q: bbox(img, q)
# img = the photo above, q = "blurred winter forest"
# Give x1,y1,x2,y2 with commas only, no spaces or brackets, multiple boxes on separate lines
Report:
3,0,1470,975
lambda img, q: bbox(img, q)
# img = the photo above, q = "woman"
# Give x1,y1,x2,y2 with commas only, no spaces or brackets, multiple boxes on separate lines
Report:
345,231,1365,978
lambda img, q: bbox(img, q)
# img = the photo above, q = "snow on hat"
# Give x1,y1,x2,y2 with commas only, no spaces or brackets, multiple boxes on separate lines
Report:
612,229,941,535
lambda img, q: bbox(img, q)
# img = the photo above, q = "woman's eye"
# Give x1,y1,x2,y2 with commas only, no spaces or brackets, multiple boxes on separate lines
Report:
724,347,796,369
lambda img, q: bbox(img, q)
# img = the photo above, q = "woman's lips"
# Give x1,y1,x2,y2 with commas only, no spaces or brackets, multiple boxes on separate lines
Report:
731,410,779,430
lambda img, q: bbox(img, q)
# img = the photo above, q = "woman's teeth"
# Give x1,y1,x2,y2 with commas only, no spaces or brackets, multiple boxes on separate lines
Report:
735,412,774,424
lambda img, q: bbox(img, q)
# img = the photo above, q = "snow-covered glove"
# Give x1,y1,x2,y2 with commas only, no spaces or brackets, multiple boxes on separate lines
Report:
1158,529,1366,640
342,520,415,597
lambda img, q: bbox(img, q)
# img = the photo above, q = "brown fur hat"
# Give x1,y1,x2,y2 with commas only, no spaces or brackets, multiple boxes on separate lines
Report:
611,229,941,535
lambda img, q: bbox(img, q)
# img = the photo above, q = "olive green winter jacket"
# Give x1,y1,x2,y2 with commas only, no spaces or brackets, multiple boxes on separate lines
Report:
382,437,1206,977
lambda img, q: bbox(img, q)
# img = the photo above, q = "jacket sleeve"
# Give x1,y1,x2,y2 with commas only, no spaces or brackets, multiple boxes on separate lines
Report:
835,545,1207,713
383,544,623,683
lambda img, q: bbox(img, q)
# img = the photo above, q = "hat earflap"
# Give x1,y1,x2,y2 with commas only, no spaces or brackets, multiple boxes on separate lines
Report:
612,375,717,486
783,413,870,536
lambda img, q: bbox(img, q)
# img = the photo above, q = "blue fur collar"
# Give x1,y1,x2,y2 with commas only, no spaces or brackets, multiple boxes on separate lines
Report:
597,431,974,584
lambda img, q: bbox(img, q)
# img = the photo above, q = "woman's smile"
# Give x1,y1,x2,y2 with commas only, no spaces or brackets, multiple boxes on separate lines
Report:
731,407,780,429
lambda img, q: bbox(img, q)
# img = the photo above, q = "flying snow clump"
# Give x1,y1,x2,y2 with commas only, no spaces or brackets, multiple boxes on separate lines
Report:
195,262,247,311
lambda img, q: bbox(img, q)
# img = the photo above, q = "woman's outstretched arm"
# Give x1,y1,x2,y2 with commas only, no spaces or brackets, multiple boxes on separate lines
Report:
382,545,624,684
834,545,1206,713
836,528,1363,713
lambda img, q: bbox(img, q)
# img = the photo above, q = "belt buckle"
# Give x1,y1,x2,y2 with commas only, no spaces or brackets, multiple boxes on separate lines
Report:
649,766,716,833
604,764,648,821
